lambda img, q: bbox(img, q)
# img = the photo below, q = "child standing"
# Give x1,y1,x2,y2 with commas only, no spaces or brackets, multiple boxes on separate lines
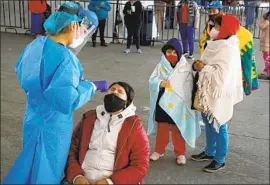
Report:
148,38,201,165
258,11,270,78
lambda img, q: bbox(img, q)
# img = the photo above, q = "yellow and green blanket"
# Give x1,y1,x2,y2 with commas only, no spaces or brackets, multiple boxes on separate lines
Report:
237,27,259,95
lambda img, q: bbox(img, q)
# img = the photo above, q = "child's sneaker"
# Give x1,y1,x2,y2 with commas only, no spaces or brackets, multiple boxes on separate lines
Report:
176,155,186,165
124,49,130,54
150,152,164,161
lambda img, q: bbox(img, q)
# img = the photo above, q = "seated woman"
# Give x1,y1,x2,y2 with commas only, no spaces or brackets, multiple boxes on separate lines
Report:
63,82,150,184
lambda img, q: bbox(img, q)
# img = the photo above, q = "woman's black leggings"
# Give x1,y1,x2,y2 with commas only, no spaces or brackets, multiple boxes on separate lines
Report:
126,23,141,49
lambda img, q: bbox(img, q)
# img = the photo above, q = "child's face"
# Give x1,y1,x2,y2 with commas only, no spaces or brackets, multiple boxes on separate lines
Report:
166,49,177,56
165,49,178,64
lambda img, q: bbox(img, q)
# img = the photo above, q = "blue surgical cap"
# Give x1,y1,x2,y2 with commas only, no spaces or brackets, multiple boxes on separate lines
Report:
44,2,82,35
78,8,99,29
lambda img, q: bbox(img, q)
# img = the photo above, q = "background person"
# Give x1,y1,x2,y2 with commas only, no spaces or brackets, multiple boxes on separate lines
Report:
175,0,200,59
29,0,47,38
258,11,270,79
123,0,143,54
154,0,166,37
88,0,111,47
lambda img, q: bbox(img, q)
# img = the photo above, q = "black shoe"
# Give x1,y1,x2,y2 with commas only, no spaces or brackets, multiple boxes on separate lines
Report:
100,41,107,47
191,151,214,162
92,41,96,47
203,160,225,173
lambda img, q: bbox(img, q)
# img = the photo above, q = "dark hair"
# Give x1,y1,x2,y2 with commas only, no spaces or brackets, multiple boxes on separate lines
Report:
109,81,135,107
263,10,270,20
213,15,222,26
162,45,175,55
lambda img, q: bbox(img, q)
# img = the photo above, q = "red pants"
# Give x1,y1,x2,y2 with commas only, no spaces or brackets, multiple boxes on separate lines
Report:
155,122,186,156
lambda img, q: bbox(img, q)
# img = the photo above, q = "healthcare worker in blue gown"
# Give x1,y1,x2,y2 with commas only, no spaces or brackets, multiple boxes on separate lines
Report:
2,2,104,184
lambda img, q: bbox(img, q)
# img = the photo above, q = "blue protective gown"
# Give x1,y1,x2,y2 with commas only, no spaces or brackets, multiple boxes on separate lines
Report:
3,36,96,184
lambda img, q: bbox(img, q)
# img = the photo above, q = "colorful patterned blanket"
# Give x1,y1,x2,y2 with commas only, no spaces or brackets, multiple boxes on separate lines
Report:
238,27,259,95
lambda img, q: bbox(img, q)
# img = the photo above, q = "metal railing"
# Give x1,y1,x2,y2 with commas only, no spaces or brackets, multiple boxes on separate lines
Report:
1,0,269,45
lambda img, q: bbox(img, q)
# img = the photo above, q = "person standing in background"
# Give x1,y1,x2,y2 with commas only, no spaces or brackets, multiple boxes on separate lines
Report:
175,0,200,59
88,0,111,47
258,11,270,79
154,0,166,38
244,0,256,29
29,0,47,38
123,0,143,54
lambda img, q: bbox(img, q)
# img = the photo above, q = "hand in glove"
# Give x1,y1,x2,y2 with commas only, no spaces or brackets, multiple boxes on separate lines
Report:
92,80,108,93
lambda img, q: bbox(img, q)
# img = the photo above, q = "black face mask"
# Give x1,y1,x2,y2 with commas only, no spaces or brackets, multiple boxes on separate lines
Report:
104,94,127,113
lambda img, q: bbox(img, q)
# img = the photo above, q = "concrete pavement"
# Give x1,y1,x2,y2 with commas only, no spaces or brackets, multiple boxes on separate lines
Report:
0,33,269,184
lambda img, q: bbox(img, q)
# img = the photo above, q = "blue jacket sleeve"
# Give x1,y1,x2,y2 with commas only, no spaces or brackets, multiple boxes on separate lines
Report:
104,1,111,11
43,59,96,115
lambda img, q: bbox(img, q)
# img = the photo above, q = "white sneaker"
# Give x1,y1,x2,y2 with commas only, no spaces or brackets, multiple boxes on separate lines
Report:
176,155,186,165
124,49,130,54
137,49,142,54
150,152,165,161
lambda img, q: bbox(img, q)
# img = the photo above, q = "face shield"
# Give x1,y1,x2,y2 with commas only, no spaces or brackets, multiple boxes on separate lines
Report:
68,8,98,55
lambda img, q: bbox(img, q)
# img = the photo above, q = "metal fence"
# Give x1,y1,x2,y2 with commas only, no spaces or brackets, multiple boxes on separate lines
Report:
1,0,269,45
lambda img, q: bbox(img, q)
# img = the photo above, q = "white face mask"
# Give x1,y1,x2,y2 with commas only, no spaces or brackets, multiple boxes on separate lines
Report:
209,27,220,39
68,25,85,48
68,37,85,49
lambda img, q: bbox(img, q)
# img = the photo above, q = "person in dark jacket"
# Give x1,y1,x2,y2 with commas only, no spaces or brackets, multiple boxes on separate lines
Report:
123,0,143,54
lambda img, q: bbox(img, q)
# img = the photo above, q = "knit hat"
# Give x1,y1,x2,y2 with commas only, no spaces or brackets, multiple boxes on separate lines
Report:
217,15,240,40
109,82,135,107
